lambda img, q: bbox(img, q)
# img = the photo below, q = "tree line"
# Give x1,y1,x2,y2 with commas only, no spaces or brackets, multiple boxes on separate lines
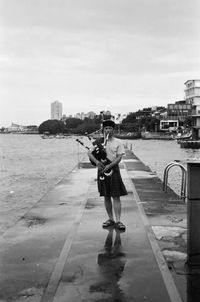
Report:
38,112,192,135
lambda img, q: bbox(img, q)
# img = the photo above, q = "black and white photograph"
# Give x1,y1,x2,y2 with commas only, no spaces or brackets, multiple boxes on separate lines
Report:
0,0,200,301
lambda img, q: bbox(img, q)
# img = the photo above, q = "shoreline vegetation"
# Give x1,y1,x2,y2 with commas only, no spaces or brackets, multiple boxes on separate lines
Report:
1,113,193,141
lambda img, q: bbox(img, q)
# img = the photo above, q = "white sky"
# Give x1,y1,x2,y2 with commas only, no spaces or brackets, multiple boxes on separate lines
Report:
0,0,200,126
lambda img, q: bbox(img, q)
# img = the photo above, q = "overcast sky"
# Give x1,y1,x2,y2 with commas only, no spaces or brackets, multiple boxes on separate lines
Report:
0,0,200,126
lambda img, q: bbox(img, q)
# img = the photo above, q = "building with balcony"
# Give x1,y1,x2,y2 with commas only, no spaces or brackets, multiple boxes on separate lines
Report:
167,100,192,122
184,80,200,139
51,101,62,120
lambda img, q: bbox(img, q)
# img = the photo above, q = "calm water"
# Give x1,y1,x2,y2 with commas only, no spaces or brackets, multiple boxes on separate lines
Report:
124,139,200,194
0,134,87,203
0,134,87,233
1,134,200,233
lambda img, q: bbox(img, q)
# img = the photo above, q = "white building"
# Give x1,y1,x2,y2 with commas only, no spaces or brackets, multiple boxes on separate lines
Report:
51,101,62,120
160,120,179,132
7,123,24,132
75,112,85,120
184,80,200,139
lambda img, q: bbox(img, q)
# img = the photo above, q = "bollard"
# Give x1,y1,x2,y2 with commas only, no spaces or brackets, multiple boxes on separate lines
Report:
187,161,200,266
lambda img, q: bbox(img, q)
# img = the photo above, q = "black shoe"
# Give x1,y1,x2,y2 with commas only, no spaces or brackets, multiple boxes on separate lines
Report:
102,219,115,228
115,221,126,231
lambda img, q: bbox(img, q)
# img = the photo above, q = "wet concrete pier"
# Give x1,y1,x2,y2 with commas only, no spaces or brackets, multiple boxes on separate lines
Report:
0,149,199,301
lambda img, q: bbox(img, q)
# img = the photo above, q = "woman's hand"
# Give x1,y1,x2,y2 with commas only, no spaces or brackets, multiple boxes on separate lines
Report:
96,161,105,171
102,164,112,174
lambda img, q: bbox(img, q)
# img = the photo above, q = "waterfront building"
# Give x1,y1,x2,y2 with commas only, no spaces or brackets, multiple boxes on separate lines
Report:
51,101,62,120
167,100,192,122
160,119,179,132
7,123,24,133
7,123,38,133
158,100,192,132
184,79,200,139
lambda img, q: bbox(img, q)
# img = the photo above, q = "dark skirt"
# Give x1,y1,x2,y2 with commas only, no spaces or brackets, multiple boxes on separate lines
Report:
97,165,128,197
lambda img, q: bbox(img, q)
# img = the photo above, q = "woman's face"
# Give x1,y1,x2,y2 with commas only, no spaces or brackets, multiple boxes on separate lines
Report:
104,126,114,136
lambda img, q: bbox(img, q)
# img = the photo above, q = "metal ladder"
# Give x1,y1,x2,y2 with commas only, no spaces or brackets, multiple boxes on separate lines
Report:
163,162,187,201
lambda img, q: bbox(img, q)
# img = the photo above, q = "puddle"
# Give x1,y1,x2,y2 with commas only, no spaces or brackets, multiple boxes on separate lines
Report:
22,215,47,228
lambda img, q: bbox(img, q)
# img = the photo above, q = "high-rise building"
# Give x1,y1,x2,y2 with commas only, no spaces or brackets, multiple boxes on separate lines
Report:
51,101,62,120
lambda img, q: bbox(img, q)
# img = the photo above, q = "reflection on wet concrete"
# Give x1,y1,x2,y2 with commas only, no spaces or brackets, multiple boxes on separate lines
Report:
21,215,47,228
90,227,126,301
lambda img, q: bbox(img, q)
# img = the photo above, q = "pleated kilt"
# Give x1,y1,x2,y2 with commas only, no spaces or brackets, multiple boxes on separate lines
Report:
97,165,128,197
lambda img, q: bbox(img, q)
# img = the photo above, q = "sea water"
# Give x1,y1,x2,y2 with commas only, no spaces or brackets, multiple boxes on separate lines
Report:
0,134,87,233
125,139,200,194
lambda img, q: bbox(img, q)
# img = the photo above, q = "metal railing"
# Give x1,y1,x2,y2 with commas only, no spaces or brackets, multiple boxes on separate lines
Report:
163,162,187,201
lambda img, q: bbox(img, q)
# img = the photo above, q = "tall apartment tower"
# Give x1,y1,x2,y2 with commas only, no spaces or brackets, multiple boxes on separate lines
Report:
51,101,62,120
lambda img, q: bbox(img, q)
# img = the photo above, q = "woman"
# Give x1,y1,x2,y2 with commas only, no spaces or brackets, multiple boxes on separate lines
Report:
88,120,127,231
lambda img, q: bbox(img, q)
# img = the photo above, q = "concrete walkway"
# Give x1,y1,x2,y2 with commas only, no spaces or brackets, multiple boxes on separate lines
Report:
0,149,196,302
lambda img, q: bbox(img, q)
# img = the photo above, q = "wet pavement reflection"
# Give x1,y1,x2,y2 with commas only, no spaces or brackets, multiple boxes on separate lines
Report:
90,227,126,301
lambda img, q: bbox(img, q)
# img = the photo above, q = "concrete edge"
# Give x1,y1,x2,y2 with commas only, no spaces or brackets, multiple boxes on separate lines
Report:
123,162,183,302
40,170,94,302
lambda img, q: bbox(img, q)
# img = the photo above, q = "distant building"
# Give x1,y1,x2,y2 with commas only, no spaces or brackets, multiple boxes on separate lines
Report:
167,100,192,122
99,110,112,120
85,111,96,119
51,101,62,120
7,123,38,133
158,99,192,132
160,120,179,132
7,123,24,132
184,79,200,139
75,112,85,120
184,80,200,107
153,108,167,120
151,107,167,119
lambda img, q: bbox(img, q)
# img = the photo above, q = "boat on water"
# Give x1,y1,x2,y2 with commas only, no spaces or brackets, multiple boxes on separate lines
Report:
114,132,141,139
174,131,192,142
41,133,71,139
141,131,173,140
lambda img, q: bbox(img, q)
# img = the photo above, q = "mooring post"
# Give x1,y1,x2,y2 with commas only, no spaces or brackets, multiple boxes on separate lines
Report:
187,161,200,266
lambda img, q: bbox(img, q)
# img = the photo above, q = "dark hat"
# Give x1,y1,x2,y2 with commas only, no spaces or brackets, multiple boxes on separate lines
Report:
102,120,115,129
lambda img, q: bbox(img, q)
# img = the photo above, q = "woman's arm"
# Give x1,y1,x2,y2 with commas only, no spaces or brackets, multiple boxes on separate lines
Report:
87,151,105,170
102,154,122,173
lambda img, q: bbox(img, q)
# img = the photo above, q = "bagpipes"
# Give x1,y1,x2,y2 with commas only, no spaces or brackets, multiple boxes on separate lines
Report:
76,133,113,180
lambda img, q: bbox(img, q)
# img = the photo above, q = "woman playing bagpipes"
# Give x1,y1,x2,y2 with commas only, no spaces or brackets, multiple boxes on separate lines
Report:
88,120,127,231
